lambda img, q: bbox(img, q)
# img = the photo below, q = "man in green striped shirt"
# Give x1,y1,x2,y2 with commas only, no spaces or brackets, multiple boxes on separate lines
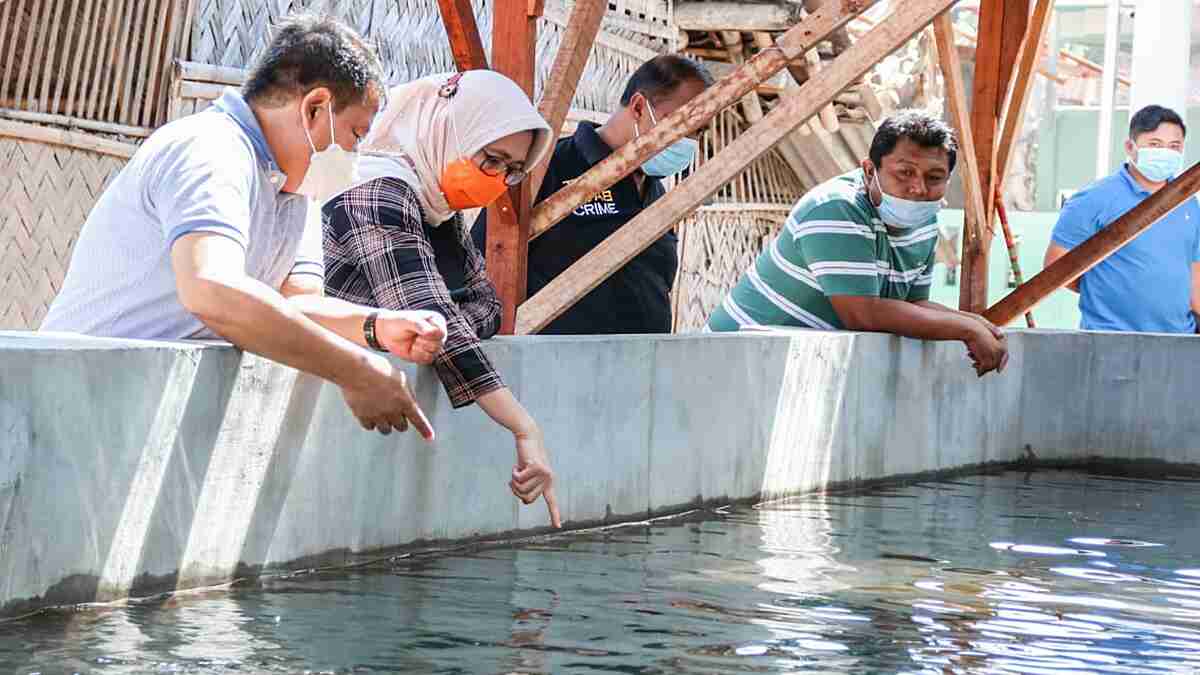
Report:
708,111,1008,377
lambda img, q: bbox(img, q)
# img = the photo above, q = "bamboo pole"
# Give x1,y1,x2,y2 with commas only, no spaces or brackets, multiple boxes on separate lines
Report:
15,0,49,111
985,162,1200,326
0,108,153,136
0,118,138,158
122,0,154,125
994,199,1034,327
51,0,85,114
516,0,959,334
0,0,16,110
673,1,802,32
38,0,70,114
85,0,119,120
528,0,880,240
67,0,99,117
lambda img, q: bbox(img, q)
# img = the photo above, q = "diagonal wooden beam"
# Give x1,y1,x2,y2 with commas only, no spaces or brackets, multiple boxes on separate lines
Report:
529,0,607,200
996,0,1030,116
516,0,959,334
984,162,1200,326
933,13,987,255
527,0,880,240
436,0,490,71
995,0,1053,201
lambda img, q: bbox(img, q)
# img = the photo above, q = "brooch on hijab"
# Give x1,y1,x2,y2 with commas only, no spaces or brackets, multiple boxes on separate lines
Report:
439,73,463,99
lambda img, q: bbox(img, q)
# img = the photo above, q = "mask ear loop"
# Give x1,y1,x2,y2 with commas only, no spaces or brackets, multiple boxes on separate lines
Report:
326,100,337,151
301,101,318,154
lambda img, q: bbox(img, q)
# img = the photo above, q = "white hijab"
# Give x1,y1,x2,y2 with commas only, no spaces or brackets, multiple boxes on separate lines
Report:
354,70,553,226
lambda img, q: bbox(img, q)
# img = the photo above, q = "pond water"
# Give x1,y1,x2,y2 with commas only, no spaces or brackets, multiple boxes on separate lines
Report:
6,468,1200,673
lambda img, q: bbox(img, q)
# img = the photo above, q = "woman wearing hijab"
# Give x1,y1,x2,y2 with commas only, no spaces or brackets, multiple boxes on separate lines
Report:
322,70,561,527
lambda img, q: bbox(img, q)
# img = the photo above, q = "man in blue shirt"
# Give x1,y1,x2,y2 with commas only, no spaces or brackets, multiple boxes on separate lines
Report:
41,15,448,439
1046,104,1200,333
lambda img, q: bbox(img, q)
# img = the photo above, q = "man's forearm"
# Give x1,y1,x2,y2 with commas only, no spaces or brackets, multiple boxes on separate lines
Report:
840,297,981,342
191,276,381,387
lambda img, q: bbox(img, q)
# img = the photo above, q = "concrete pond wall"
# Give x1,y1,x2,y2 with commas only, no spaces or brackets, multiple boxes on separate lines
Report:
2,328,1199,617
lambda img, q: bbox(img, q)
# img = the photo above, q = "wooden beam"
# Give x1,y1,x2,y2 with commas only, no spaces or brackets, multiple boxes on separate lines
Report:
996,0,1030,115
516,0,958,334
529,0,606,200
933,13,987,254
528,0,879,239
487,0,540,334
436,0,490,71
995,0,1053,192
959,0,1010,313
984,162,1200,326
673,1,803,32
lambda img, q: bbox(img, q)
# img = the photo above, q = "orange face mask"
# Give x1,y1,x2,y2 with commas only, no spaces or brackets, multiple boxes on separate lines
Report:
440,158,509,211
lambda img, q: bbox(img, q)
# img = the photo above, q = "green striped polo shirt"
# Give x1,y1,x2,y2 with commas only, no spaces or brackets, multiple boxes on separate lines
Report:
707,169,938,332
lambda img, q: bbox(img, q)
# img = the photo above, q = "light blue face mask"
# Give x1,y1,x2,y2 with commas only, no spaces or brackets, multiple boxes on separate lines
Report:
637,102,698,177
871,170,942,229
1135,147,1184,183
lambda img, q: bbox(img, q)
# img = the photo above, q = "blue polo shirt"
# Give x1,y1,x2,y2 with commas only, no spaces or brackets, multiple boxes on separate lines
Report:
42,89,323,339
1051,165,1200,333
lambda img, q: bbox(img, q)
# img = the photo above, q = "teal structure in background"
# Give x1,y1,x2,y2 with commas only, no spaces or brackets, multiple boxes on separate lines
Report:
929,209,1082,329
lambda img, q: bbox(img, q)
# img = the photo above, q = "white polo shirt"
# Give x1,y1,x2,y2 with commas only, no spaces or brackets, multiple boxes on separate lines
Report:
41,89,324,339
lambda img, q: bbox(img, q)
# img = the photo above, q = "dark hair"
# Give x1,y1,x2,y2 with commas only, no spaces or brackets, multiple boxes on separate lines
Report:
243,14,385,110
1130,104,1186,140
619,55,714,106
868,110,959,173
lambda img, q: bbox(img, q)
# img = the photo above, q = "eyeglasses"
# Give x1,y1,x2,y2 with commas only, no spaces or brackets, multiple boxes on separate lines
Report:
478,153,528,186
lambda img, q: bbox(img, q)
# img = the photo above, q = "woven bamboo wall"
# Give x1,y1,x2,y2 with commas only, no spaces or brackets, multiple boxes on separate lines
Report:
1,0,190,129
0,137,125,329
187,0,665,116
671,107,804,332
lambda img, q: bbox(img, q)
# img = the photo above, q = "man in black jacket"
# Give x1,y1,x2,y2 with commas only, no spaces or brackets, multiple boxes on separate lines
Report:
474,55,713,334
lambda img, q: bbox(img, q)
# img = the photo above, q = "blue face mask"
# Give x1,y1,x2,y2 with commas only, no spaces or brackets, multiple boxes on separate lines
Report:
637,102,698,177
871,170,942,228
1135,147,1184,183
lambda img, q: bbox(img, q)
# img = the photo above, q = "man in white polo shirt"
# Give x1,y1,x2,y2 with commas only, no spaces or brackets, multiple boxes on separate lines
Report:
42,15,446,439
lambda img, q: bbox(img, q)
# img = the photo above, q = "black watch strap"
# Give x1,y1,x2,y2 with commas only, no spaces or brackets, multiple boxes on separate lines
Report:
364,312,388,352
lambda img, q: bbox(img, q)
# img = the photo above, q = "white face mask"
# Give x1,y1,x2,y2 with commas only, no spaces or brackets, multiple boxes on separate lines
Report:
295,101,360,204
871,169,942,229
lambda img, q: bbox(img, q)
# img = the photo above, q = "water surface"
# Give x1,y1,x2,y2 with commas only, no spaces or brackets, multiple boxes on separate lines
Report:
7,469,1200,673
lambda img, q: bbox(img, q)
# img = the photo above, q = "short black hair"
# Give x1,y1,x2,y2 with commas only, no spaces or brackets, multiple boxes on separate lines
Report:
869,110,958,173
1130,104,1186,140
243,14,384,110
619,55,714,106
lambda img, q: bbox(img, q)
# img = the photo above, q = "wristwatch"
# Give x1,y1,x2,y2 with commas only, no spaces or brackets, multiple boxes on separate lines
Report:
363,312,388,352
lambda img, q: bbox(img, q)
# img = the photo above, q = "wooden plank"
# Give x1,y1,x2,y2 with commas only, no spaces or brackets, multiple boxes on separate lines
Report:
435,0,490,71
487,0,540,334
996,0,1029,114
994,0,1053,192
959,0,1008,313
529,0,607,200
985,161,1200,326
673,1,802,32
528,0,878,239
933,13,987,256
0,118,138,158
516,0,958,334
